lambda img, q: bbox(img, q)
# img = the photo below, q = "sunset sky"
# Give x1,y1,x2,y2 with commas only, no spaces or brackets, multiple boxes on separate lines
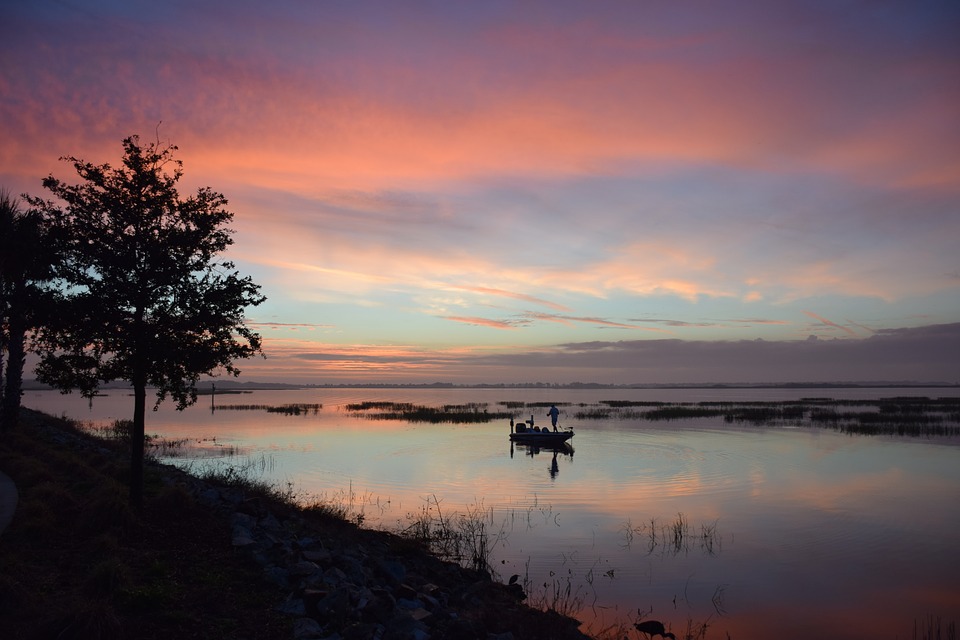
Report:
2,1,958,385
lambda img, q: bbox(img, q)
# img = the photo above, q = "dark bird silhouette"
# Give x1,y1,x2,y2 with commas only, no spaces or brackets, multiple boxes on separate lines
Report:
634,620,676,639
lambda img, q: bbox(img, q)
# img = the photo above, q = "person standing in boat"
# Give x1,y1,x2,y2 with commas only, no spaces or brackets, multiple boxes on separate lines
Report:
547,404,560,431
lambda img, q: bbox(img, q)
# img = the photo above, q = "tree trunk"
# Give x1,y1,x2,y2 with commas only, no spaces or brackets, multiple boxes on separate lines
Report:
0,313,26,431
0,346,5,431
129,298,148,509
131,374,146,510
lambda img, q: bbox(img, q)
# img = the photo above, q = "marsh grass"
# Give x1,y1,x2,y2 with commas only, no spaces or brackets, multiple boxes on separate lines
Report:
528,567,589,618
915,615,957,640
345,401,513,423
398,495,506,575
565,396,960,437
183,454,299,505
150,436,244,459
214,402,321,415
300,483,387,527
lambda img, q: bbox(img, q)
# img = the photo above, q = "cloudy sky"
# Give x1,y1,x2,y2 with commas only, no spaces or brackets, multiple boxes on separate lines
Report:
2,1,958,385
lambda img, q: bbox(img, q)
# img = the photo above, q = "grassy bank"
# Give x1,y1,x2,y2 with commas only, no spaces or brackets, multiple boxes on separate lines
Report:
0,410,292,640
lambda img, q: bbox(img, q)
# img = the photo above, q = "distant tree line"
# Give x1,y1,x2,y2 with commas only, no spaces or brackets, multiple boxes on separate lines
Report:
0,135,266,507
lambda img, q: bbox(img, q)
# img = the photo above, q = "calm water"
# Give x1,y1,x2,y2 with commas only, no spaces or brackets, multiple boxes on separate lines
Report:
24,387,960,639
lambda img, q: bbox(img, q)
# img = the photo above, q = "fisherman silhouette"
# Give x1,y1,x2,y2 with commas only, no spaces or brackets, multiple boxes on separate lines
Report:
547,404,559,430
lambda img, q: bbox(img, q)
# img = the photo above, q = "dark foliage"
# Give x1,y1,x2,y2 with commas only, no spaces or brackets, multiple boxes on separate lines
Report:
0,188,57,431
23,136,266,505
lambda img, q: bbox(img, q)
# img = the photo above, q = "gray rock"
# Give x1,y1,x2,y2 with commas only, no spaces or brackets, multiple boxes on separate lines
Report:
289,560,321,577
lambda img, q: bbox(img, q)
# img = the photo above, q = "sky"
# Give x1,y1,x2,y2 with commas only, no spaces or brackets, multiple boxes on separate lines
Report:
2,1,959,385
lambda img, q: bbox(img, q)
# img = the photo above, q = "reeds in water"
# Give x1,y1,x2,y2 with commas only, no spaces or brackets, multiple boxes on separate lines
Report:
214,403,321,415
345,401,512,424
571,396,960,437
398,495,505,575
914,615,957,640
620,513,722,557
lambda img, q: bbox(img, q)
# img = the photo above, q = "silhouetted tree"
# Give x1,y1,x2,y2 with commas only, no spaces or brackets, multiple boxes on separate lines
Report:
0,188,55,431
25,136,266,506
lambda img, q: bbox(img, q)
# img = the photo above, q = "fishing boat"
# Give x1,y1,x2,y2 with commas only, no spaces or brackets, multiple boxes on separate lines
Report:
509,415,574,444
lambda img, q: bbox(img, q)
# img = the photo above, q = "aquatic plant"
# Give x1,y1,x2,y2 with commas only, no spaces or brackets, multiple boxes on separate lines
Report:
344,401,413,411
264,403,321,415
346,401,512,423
621,513,722,557
213,402,321,415
557,396,960,437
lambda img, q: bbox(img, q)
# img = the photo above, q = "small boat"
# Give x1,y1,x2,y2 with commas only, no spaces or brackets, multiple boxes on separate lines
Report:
510,429,574,445
509,415,574,444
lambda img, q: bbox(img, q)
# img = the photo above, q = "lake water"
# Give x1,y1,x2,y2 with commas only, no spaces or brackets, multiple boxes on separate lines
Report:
23,387,960,639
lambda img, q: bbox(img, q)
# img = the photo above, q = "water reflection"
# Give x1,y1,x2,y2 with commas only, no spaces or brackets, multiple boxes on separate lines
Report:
510,441,575,480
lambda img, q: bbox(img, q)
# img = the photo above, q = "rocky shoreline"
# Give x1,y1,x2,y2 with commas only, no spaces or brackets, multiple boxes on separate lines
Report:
159,462,591,640
9,410,595,639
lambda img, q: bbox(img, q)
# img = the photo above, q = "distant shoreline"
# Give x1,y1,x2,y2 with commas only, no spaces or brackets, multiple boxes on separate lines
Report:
23,380,959,392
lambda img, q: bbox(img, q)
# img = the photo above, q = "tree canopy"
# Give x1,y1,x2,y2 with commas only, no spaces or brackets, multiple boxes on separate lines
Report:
25,135,266,505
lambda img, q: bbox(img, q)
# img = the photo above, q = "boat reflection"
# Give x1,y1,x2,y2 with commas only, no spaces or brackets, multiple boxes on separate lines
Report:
510,440,574,480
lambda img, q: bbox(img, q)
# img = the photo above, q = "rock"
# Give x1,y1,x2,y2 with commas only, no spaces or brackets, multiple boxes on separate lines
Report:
232,534,257,547
341,622,382,640
409,608,432,622
264,565,290,587
289,560,321,577
303,548,332,563
277,597,306,616
359,590,395,624
395,583,418,600
314,586,352,624
293,617,324,639
395,597,423,611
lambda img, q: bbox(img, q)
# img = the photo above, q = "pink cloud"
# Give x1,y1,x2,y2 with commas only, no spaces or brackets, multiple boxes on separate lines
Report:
6,5,957,202
451,286,571,312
